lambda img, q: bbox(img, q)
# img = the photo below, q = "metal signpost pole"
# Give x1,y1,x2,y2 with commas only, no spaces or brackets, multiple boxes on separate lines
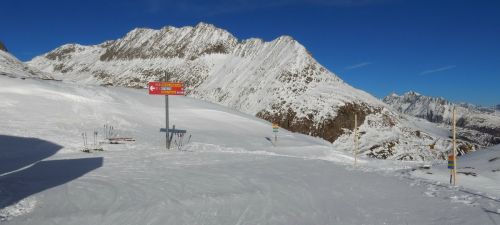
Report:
354,114,358,166
149,77,184,150
165,72,170,150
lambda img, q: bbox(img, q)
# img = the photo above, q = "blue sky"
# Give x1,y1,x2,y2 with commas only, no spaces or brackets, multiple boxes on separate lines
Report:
1,0,499,106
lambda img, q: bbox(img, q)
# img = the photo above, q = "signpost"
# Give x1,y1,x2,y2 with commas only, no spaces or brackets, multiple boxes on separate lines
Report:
148,73,185,150
354,114,359,166
148,82,185,95
272,123,279,143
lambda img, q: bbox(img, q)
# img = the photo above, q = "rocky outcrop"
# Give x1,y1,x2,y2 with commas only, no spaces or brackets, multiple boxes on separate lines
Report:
257,103,375,143
0,40,7,52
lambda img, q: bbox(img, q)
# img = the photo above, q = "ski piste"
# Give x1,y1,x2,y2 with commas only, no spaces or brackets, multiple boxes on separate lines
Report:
1,76,499,224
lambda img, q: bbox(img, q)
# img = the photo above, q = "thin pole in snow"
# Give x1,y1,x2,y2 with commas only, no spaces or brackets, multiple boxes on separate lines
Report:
82,132,88,150
354,114,358,166
452,107,457,186
165,71,170,150
82,132,86,149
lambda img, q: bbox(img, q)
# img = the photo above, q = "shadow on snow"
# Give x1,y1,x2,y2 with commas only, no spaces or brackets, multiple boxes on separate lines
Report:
0,135,103,209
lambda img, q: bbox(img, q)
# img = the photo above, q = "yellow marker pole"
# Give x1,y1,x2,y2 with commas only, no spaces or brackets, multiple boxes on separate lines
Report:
452,107,457,186
275,125,277,143
354,114,358,166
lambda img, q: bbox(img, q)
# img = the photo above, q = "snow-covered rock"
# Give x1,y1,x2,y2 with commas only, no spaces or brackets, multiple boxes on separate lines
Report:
28,23,477,160
0,49,52,80
384,91,500,146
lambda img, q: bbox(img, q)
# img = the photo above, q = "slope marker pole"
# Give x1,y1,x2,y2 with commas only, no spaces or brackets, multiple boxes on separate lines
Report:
165,72,170,150
452,107,457,186
354,114,358,166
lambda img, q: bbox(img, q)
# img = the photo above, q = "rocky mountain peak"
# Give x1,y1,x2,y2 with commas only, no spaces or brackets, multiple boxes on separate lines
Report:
96,23,239,61
385,91,450,107
194,22,218,30
405,91,421,96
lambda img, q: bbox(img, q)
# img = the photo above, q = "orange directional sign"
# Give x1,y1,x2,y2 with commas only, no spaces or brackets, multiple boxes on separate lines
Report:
149,82,185,95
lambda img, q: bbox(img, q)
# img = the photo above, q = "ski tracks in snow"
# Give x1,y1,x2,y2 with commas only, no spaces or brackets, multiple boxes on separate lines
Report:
397,169,500,224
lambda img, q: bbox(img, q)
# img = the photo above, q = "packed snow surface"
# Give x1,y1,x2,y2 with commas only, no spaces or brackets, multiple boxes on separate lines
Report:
411,144,500,196
1,76,499,224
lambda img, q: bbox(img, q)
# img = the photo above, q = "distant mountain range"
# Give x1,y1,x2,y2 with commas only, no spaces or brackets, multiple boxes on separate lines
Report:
384,91,500,146
0,22,488,160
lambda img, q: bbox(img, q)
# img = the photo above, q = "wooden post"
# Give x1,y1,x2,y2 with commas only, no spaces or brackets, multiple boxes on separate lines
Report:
452,107,457,186
354,114,358,166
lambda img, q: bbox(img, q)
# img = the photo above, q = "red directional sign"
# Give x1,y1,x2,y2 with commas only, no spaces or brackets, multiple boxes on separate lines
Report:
148,82,185,95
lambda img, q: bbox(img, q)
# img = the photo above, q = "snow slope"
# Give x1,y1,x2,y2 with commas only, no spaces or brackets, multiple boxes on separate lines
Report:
411,144,500,197
1,76,499,224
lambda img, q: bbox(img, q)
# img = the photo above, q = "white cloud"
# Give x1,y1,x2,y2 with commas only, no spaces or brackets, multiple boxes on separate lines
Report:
420,65,456,75
345,62,372,70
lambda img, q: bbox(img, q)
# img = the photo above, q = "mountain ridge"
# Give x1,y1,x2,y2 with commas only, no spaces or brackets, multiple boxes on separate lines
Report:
384,91,500,146
0,50,52,79
27,22,479,160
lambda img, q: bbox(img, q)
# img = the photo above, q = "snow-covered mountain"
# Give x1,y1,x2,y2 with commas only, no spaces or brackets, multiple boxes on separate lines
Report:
28,23,477,160
384,91,500,146
0,45,52,80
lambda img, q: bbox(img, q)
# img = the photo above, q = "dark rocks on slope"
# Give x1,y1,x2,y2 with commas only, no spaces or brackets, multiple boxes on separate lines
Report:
256,103,374,143
0,41,7,52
